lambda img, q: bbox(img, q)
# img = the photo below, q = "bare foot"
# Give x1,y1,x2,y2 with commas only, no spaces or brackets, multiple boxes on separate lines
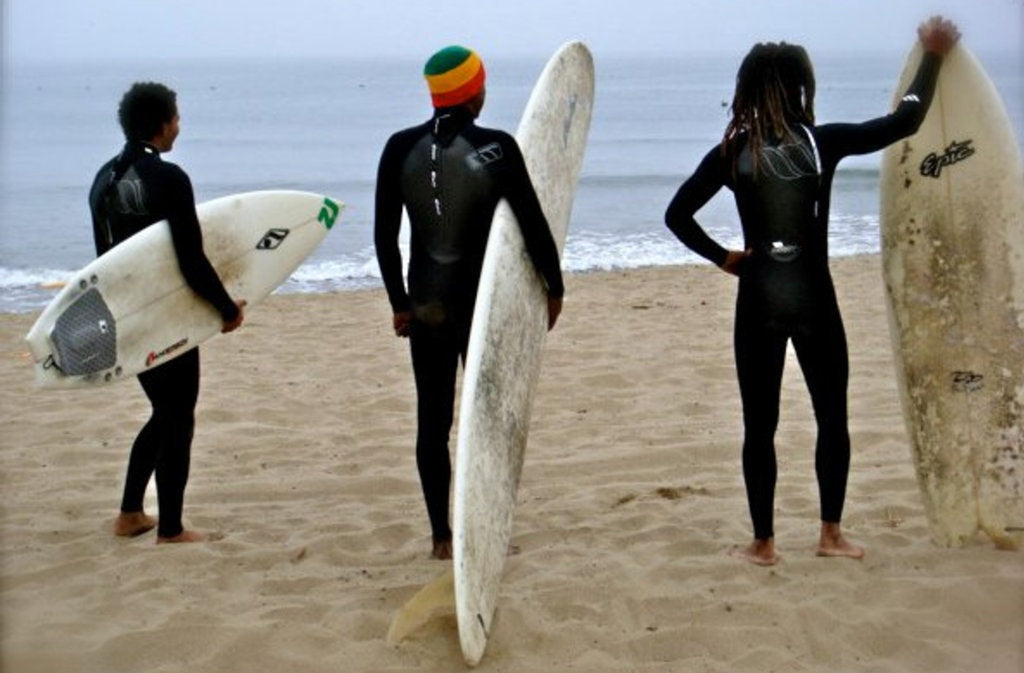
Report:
729,538,779,566
156,530,223,544
114,511,156,537
817,522,865,560
431,539,452,560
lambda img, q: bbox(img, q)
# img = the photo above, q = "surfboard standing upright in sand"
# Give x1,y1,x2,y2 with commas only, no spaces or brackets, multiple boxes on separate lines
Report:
451,41,594,666
25,190,341,389
880,42,1024,549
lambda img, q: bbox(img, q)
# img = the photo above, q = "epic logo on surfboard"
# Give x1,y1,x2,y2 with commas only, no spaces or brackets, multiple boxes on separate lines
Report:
951,370,984,393
920,139,975,178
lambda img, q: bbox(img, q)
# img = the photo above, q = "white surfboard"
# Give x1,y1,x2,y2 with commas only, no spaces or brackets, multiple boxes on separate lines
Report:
25,190,341,388
451,41,594,665
880,43,1024,549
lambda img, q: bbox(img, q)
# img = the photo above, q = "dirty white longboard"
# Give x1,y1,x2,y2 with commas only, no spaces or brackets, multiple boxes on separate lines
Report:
880,42,1024,549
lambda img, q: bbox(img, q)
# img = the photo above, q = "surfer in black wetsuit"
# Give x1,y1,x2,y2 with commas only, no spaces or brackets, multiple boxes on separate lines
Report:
664,17,960,565
89,82,245,544
375,46,564,560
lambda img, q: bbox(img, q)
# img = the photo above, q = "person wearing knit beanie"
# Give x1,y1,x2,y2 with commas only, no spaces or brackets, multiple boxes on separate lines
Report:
375,46,564,560
423,46,486,109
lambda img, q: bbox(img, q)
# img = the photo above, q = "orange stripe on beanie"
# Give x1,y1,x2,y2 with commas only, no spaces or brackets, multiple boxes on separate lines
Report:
424,46,486,108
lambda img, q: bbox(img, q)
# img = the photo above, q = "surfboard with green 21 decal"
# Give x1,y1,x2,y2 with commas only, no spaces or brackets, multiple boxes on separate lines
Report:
25,190,342,388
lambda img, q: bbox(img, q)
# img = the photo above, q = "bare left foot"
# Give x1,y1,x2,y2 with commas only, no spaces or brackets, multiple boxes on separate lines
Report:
817,522,865,560
114,511,156,537
156,529,223,544
730,538,779,566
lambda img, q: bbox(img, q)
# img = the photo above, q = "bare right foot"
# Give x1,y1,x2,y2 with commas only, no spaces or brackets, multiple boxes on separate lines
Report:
114,511,156,537
156,530,222,544
729,538,779,566
431,539,452,560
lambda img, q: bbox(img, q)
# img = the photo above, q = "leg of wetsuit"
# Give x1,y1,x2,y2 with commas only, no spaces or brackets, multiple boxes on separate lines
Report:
792,305,851,525
130,348,199,539
409,324,464,543
120,418,159,515
734,299,788,541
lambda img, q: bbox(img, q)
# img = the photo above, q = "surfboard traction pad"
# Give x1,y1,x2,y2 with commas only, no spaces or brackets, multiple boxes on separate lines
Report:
50,287,117,375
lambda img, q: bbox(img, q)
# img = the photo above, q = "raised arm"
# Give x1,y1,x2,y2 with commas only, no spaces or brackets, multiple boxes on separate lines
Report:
816,16,960,160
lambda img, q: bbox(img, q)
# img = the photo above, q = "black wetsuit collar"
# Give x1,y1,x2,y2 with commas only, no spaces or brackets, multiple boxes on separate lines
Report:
431,106,476,146
123,140,161,157
112,140,160,175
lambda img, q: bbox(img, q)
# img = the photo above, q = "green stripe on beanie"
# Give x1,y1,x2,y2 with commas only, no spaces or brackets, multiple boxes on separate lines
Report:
424,46,473,76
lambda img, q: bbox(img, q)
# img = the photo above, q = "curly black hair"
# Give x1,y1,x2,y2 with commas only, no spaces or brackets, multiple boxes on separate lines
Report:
117,82,177,142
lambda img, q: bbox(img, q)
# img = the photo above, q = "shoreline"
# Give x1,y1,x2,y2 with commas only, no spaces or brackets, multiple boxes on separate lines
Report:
0,251,888,317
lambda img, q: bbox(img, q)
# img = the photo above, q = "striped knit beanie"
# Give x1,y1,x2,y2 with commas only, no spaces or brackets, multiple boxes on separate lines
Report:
424,46,486,108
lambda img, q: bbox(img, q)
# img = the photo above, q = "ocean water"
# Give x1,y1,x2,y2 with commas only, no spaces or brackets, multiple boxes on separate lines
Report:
1,50,1021,314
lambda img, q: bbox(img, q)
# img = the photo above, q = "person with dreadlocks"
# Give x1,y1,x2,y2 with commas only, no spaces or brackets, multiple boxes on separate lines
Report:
375,46,564,560
664,17,960,566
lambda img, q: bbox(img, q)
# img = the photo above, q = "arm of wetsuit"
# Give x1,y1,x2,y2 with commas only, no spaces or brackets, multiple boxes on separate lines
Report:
373,134,412,314
815,52,942,159
89,175,112,257
502,138,565,299
162,167,240,323
664,146,731,268
88,158,120,257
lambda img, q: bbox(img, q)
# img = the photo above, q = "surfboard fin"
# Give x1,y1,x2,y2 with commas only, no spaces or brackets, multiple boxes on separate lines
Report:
386,568,456,644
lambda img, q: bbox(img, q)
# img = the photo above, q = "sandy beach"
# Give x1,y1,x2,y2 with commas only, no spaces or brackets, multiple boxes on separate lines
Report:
2,255,1022,672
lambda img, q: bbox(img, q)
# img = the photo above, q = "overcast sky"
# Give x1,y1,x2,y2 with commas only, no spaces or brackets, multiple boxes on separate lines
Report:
3,0,1022,64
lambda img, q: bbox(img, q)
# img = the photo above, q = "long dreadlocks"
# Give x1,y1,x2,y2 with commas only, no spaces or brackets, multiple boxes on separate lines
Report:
722,42,817,176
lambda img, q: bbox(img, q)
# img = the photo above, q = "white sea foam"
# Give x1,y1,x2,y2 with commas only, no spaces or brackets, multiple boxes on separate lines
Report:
0,211,883,313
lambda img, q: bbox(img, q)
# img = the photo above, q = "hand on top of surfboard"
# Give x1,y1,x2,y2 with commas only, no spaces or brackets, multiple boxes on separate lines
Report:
918,15,960,57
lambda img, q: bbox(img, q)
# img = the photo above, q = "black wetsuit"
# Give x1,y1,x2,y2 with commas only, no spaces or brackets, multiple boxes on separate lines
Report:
89,140,238,539
665,53,940,540
375,107,564,543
